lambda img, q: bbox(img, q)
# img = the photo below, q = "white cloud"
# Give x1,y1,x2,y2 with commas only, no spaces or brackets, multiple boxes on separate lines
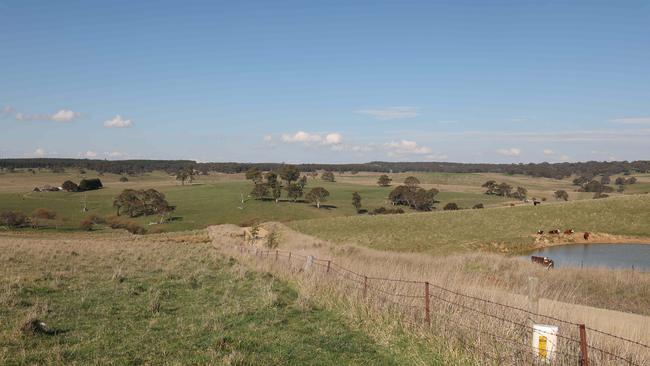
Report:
12,108,80,122
611,117,650,125
496,147,521,157
104,115,134,128
263,134,273,142
385,140,432,156
543,149,554,156
82,150,97,158
559,154,570,161
2,105,14,115
355,106,420,120
51,109,80,122
33,148,47,157
324,133,342,145
281,131,322,143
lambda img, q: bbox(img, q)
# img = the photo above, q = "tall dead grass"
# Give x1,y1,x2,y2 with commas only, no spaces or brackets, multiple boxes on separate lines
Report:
209,223,650,365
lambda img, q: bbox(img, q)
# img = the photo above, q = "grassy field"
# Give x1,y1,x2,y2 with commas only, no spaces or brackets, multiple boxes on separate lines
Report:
0,170,510,232
0,231,446,365
1,169,648,238
289,194,650,255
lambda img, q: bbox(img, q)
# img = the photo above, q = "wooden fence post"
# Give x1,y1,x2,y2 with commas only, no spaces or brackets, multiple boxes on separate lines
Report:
363,276,368,298
424,281,430,326
275,250,278,261
579,324,589,366
528,277,539,325
288,252,291,262
326,260,331,273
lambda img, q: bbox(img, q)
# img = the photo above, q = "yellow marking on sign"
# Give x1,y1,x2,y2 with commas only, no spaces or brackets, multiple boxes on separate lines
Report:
539,335,548,359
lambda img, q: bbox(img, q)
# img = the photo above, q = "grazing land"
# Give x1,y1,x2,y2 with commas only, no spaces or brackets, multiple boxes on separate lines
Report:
1,169,647,236
0,231,443,365
289,194,650,255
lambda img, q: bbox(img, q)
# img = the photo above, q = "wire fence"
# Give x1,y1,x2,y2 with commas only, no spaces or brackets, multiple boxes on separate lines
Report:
220,243,650,365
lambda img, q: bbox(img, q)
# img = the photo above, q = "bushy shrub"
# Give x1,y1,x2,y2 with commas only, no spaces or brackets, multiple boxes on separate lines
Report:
106,216,146,235
78,178,103,191
0,211,29,228
443,202,460,210
85,213,106,224
371,207,405,215
32,208,57,220
472,203,484,209
61,180,79,192
119,176,129,182
79,218,94,231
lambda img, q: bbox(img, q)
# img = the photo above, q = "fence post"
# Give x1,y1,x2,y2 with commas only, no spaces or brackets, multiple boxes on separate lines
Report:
275,250,278,261
424,281,430,326
363,276,368,298
528,277,539,325
326,260,331,273
304,255,314,271
579,324,589,366
288,252,292,263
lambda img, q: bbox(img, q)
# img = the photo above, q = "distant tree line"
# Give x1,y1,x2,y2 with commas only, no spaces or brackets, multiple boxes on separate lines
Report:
2,158,649,179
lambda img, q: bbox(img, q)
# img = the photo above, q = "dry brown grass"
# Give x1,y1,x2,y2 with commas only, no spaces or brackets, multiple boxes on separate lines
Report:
210,223,650,365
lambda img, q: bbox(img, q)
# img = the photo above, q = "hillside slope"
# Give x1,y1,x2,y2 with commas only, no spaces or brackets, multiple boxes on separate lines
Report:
288,195,650,254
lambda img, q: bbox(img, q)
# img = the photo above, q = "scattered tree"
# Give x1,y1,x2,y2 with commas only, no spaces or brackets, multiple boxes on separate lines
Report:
511,186,528,200
112,189,175,223
600,175,611,185
352,192,362,212
321,171,335,182
306,187,330,208
175,168,194,185
245,167,263,183
377,174,392,187
285,183,304,201
250,183,269,199
279,165,300,185
404,176,420,188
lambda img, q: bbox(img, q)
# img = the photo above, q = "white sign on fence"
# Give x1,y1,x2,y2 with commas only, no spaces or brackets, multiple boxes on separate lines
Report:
532,324,559,363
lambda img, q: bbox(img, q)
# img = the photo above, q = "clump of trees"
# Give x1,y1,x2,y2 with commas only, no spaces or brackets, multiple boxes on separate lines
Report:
377,174,392,187
112,189,175,223
306,187,330,208
388,178,439,211
79,178,103,191
59,178,102,192
482,180,527,200
554,190,569,201
106,216,146,234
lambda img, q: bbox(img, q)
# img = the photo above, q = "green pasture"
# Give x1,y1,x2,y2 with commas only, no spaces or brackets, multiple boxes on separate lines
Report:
288,195,650,255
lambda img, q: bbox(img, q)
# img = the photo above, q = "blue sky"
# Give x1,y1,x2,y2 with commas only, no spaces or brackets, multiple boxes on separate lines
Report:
1,0,649,163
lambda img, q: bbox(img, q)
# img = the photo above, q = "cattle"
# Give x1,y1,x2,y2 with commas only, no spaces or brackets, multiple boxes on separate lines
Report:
549,229,561,235
564,229,575,235
531,256,554,269
533,200,541,206
584,232,591,240
536,230,544,235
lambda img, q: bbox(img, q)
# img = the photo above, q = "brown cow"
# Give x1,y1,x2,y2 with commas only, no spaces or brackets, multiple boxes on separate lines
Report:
536,230,544,235
564,229,575,235
531,256,554,269
549,229,561,235
584,232,591,240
